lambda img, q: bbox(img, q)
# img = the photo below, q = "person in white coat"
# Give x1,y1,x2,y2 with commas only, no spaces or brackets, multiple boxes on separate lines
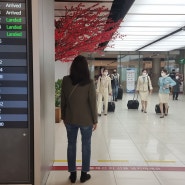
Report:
96,68,112,116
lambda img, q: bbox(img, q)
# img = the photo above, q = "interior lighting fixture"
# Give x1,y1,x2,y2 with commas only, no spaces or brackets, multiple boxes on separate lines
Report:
105,0,185,52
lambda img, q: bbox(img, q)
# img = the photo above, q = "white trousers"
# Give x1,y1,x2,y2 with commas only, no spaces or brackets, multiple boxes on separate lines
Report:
97,91,109,114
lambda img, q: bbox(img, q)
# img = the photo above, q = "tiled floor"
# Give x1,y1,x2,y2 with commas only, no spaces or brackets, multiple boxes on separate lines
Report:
46,93,185,185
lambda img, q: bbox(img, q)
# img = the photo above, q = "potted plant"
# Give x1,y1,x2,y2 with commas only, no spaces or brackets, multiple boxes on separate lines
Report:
55,79,62,123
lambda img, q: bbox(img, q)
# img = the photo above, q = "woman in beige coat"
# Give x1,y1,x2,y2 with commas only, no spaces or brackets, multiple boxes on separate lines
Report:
136,69,153,113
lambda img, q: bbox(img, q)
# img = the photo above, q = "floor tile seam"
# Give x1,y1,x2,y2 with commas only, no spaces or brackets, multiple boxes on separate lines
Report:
151,171,163,185
102,110,178,165
120,95,185,166
145,127,185,166
120,127,181,166
99,121,118,184
98,120,112,162
162,145,185,166
116,116,149,166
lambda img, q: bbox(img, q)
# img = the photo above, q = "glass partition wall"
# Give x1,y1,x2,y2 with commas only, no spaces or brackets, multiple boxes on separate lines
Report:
86,49,184,93
117,50,184,93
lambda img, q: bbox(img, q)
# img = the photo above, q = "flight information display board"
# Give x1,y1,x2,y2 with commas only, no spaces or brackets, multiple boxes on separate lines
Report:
0,0,33,183
0,0,32,128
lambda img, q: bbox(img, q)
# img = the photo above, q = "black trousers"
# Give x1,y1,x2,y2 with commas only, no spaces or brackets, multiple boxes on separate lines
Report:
173,92,179,100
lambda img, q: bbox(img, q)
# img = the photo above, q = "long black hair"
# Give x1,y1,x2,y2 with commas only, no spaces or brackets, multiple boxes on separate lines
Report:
70,55,91,86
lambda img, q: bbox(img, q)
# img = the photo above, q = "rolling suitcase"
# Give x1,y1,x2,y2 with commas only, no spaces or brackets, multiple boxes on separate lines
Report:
108,96,115,112
127,94,139,109
117,87,123,100
108,101,115,112
155,104,161,113
155,104,168,114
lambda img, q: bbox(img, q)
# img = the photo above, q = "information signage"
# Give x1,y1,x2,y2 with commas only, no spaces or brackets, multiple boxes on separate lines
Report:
0,0,32,128
126,68,135,93
179,58,185,64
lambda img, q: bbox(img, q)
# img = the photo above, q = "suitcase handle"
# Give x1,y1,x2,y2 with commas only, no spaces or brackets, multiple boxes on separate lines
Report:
133,93,139,100
109,95,113,102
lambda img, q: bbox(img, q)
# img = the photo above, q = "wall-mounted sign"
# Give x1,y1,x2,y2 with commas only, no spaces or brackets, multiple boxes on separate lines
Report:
179,58,185,64
126,68,135,93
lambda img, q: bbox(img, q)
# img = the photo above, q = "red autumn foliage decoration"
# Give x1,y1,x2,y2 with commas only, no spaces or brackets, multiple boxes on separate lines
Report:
55,3,124,62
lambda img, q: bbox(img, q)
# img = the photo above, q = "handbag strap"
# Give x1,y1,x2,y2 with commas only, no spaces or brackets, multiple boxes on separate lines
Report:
68,84,79,100
147,76,150,90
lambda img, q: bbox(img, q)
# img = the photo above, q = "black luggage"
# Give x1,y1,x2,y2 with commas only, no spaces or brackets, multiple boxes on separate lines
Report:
108,102,115,112
127,100,139,109
127,94,139,109
117,87,123,100
155,104,161,113
155,104,168,114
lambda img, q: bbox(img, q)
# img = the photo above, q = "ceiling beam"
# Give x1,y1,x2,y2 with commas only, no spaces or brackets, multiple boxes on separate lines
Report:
55,0,113,3
108,0,135,22
99,0,135,48
137,26,185,51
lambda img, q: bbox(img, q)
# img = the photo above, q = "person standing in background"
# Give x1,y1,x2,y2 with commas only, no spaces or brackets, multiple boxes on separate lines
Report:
96,68,112,116
169,69,176,79
158,69,176,118
169,69,176,93
172,75,182,100
136,69,153,113
111,69,120,101
61,55,98,183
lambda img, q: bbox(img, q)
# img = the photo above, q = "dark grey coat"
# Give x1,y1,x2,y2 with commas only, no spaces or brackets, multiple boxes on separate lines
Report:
173,79,181,92
61,76,98,126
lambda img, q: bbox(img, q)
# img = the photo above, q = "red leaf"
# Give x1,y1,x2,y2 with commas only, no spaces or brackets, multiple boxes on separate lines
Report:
55,3,124,62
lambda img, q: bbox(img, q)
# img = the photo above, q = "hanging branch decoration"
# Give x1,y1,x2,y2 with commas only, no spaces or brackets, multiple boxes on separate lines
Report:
55,3,124,62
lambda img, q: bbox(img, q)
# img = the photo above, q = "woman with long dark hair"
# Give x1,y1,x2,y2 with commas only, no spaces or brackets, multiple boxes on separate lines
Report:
61,55,98,183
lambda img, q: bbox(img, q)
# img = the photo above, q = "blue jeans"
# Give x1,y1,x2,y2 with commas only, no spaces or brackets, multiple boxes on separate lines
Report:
65,124,93,172
112,85,118,101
